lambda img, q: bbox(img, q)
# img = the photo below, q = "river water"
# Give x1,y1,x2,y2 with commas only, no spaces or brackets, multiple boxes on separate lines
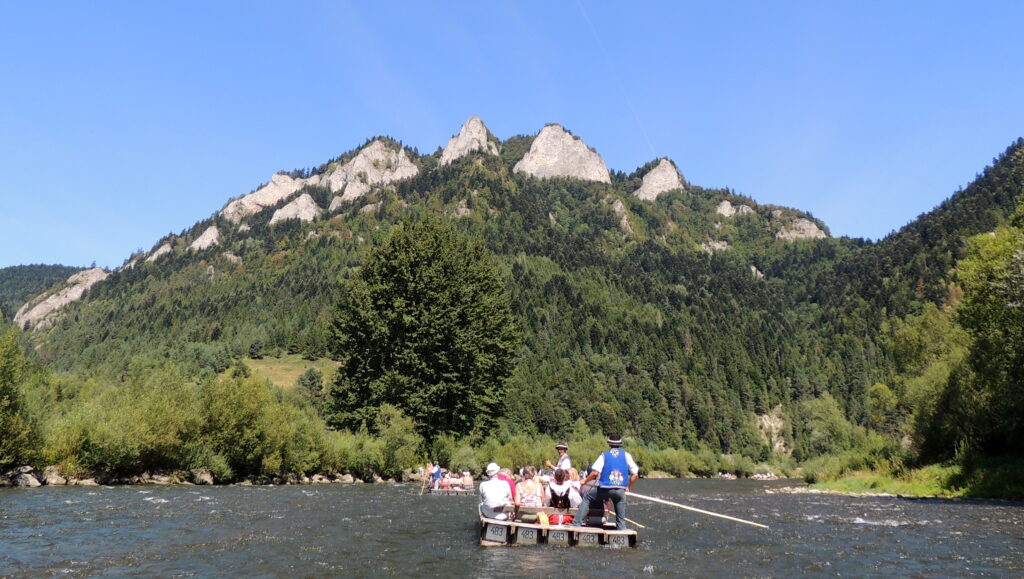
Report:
1,479,1021,577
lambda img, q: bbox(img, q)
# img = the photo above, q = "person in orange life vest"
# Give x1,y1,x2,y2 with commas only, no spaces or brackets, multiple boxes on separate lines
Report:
571,434,639,531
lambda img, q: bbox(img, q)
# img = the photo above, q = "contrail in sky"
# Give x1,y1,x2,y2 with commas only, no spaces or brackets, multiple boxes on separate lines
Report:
577,1,658,159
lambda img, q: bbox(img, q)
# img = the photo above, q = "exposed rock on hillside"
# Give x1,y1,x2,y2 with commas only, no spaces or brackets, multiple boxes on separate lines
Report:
221,173,319,224
777,217,827,240
439,116,499,166
514,124,611,183
634,158,685,200
189,226,220,251
146,243,172,263
13,268,109,330
270,193,320,225
701,240,730,254
756,406,788,455
325,140,419,206
716,200,754,217
610,199,633,234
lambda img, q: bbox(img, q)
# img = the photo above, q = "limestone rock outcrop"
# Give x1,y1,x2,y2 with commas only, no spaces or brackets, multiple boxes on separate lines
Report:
701,240,730,254
14,268,109,330
325,140,419,206
146,243,172,263
716,200,754,217
776,217,827,241
439,116,499,166
221,173,321,224
610,199,633,234
189,226,220,251
514,124,611,183
269,193,320,225
634,158,685,200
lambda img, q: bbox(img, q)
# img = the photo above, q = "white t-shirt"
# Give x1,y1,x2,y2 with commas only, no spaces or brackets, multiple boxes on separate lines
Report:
555,453,573,471
479,476,513,519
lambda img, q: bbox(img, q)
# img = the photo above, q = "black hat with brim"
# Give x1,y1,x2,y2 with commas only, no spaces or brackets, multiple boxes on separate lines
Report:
606,434,623,447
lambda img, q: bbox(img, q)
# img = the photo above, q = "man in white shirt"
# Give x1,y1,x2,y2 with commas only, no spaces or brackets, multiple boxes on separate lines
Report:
544,442,572,473
572,434,639,530
478,462,513,520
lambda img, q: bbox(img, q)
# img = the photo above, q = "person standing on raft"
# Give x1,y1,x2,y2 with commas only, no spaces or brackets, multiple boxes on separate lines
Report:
572,434,639,531
545,442,572,473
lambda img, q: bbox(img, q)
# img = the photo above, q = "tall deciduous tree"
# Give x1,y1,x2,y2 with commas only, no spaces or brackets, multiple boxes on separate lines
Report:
955,201,1024,453
329,218,519,438
0,329,34,469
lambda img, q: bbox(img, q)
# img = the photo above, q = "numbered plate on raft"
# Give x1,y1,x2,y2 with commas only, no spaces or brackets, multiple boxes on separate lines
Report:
548,529,570,546
485,524,507,543
517,527,538,544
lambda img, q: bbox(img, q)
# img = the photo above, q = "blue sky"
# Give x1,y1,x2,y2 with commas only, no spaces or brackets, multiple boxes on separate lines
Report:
2,1,1023,268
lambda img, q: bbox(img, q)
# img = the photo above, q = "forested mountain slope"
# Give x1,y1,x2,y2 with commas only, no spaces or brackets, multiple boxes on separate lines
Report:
16,120,1023,459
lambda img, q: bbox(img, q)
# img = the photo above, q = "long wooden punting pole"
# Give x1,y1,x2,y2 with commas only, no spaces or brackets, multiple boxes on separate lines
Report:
628,491,770,529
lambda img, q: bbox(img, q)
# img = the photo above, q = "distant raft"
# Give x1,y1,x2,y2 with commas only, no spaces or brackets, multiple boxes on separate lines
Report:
479,506,638,548
426,488,474,495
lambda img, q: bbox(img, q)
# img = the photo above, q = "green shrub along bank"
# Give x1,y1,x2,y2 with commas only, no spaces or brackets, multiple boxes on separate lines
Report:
2,327,1019,496
4,330,799,483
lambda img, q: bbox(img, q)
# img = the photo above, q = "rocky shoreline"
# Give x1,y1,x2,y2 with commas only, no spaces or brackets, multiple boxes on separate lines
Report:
0,465,418,488
763,485,897,498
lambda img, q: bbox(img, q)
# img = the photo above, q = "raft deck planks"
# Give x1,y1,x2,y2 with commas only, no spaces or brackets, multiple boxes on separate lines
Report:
478,506,638,548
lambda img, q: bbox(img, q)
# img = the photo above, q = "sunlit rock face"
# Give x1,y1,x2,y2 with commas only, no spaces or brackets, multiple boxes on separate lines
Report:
146,243,172,263
716,200,754,217
14,268,109,330
269,193,320,225
189,226,220,251
777,217,827,240
221,173,321,224
634,158,685,201
325,140,419,207
514,124,611,183
439,116,499,166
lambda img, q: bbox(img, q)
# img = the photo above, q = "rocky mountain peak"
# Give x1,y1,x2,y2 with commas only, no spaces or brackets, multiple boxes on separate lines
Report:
324,139,419,206
634,158,686,201
513,124,611,183
439,116,499,166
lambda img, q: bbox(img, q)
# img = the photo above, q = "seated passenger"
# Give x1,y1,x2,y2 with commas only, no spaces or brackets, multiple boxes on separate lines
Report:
479,462,513,520
547,468,581,509
515,466,544,507
461,471,474,490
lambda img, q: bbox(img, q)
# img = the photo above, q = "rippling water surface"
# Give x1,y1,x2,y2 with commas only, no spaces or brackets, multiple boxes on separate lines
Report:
2,479,1022,577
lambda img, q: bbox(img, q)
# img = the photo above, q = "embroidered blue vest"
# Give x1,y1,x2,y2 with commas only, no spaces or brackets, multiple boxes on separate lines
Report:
598,448,629,488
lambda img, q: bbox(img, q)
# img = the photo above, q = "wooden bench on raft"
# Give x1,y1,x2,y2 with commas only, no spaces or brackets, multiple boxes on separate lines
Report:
478,505,638,548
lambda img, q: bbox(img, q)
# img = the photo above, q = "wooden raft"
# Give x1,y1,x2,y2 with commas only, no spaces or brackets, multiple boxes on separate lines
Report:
478,506,638,548
426,488,474,495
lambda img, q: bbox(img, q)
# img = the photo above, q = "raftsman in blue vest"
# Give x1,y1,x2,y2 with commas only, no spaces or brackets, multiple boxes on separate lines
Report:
598,448,629,488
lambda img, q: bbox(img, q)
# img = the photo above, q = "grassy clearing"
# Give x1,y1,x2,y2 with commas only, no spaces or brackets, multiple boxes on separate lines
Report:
813,464,963,497
812,456,1024,500
246,355,340,388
